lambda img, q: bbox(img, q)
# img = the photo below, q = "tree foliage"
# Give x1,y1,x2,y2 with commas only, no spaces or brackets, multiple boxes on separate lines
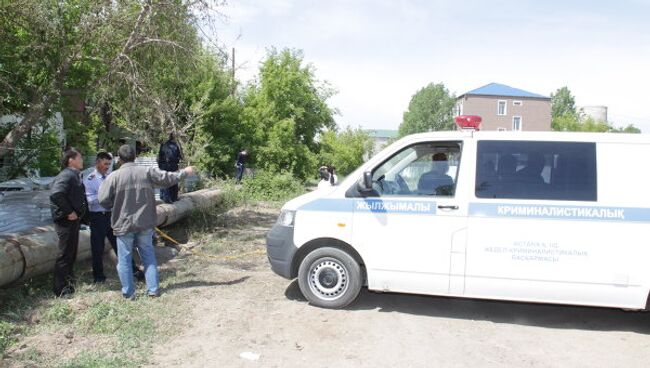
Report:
241,48,336,180
550,86,578,119
399,83,456,136
552,114,641,133
1,3,343,184
318,127,373,176
550,87,641,133
0,0,219,165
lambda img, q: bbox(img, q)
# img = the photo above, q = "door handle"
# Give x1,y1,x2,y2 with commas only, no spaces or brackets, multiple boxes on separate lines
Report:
437,205,459,210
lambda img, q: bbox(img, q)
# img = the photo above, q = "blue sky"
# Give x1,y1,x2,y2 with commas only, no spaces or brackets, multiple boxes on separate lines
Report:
212,0,650,131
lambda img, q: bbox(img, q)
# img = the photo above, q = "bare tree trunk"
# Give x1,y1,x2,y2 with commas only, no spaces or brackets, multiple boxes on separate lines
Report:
0,57,72,160
0,94,54,159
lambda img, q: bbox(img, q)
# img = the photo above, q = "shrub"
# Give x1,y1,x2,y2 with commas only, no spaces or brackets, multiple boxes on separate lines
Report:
241,170,305,202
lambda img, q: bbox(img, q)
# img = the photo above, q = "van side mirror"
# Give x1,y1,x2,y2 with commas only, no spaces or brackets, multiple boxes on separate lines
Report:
359,171,373,191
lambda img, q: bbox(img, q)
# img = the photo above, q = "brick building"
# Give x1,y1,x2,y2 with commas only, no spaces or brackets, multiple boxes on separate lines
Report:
455,83,551,131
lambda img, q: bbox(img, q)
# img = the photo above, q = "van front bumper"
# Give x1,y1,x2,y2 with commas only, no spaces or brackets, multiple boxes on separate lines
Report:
266,224,297,279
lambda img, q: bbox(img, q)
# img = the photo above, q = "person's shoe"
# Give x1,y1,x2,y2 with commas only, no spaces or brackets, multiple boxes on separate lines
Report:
93,276,106,283
147,291,160,298
134,270,145,282
122,293,136,301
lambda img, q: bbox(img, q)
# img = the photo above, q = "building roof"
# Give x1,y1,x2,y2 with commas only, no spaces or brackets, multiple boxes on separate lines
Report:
366,129,399,139
460,83,550,99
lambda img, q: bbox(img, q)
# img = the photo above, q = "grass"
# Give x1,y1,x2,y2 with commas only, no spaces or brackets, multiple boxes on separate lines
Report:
0,320,13,358
57,351,132,368
1,173,301,366
0,263,182,366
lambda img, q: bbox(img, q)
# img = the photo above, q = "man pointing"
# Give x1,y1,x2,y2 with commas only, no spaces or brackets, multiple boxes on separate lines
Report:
99,144,193,299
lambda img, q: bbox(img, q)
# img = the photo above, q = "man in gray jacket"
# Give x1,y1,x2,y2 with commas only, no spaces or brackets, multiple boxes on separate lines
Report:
98,144,193,299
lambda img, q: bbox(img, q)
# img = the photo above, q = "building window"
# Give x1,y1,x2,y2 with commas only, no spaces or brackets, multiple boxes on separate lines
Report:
512,116,522,131
455,102,463,116
513,100,522,106
497,100,507,115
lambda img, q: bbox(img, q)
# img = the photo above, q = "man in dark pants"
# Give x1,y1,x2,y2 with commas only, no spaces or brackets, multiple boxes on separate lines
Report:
235,149,248,183
50,148,88,297
157,133,183,203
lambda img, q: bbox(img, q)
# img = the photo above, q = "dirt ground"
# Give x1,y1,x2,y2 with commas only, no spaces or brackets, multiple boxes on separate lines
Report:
150,204,650,368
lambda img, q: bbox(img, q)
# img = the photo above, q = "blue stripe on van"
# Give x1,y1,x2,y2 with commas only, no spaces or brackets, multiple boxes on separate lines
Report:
299,199,650,222
299,198,437,215
469,203,650,222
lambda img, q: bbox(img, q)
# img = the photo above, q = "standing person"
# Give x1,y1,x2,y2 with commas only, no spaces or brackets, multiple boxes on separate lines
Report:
50,148,88,297
157,133,183,203
327,165,338,185
99,144,193,299
83,152,143,283
317,166,331,189
235,149,248,183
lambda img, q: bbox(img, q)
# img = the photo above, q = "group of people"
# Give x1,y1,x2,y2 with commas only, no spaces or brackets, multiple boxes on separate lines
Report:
49,144,193,299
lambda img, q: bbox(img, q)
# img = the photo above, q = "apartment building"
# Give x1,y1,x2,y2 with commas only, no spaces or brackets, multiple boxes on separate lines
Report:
456,83,551,131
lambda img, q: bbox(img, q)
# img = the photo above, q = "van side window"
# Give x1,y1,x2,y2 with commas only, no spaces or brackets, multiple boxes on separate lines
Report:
475,141,597,201
371,141,462,197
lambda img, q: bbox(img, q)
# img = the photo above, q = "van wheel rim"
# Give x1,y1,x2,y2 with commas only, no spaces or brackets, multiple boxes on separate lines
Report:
308,259,349,301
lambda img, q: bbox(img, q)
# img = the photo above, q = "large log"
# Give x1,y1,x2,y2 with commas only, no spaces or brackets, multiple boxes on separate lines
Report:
0,188,222,288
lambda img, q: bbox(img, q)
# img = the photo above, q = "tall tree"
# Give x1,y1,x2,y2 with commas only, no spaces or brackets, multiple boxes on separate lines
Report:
319,127,373,176
399,83,456,136
0,0,218,162
550,86,578,119
244,48,336,180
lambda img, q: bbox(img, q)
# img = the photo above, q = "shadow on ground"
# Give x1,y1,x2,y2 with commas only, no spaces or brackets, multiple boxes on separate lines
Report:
164,276,250,292
284,280,650,334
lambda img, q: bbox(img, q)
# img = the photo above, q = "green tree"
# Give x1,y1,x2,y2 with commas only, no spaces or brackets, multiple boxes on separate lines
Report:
0,0,219,164
241,48,336,180
610,124,642,133
257,119,317,180
318,127,373,176
550,86,578,119
399,83,456,136
552,114,642,133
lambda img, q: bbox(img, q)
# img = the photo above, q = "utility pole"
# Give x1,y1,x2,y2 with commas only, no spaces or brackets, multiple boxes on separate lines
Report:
231,47,236,96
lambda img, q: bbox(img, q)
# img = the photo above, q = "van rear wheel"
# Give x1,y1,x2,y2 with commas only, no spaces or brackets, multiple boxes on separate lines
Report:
298,247,362,309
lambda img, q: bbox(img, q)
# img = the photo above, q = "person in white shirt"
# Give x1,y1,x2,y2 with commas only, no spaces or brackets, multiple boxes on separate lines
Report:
317,165,338,189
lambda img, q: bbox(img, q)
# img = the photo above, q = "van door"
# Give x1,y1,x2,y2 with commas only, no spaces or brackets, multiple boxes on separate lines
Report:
351,140,469,296
467,140,642,308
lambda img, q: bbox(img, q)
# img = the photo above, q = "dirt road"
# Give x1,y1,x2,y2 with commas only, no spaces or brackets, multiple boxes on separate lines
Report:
151,204,650,368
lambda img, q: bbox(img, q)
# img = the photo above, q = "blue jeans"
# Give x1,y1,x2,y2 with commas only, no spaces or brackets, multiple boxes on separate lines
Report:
116,229,159,297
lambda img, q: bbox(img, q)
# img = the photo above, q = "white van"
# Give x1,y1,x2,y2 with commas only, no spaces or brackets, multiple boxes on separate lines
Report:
266,129,650,310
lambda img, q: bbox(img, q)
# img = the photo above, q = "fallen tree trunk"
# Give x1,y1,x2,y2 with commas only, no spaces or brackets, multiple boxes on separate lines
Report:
0,188,222,288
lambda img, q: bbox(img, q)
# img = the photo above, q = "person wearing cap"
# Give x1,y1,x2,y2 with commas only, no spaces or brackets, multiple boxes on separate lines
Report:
98,144,193,299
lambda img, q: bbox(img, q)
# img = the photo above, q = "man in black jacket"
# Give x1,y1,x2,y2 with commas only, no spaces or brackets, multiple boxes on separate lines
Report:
157,133,183,203
50,148,88,297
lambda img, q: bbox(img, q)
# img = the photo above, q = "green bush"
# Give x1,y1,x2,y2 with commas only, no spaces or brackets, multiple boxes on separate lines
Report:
242,170,305,202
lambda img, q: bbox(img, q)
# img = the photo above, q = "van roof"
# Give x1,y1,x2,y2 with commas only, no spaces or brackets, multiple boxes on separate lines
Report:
399,130,650,144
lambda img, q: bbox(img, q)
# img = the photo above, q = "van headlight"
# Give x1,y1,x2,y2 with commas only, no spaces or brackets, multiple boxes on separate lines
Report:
277,210,296,227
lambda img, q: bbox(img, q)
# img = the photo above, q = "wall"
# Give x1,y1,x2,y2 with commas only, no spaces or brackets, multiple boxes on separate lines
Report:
458,95,552,131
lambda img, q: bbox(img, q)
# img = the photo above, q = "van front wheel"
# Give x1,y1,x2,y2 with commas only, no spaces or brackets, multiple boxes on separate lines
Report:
298,247,362,309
